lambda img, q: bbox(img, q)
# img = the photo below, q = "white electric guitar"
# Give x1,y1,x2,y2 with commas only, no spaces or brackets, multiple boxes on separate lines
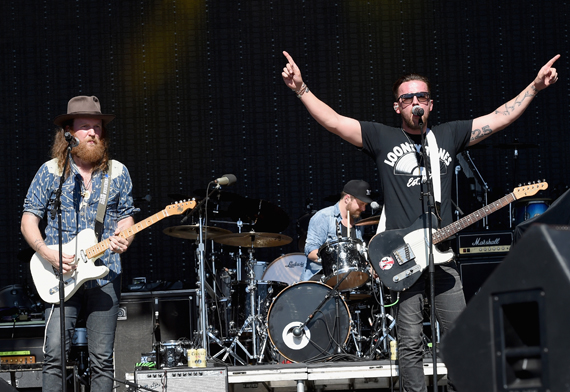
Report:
31,200,196,304
368,182,548,291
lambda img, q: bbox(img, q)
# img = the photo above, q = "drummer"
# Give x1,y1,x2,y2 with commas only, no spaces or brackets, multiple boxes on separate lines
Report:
300,179,374,281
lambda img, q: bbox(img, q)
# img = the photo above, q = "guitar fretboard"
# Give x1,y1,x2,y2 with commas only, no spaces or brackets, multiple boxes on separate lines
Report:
432,193,516,244
85,202,193,259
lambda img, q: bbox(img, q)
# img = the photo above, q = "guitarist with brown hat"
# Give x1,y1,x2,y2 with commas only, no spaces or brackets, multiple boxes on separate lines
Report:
21,95,139,391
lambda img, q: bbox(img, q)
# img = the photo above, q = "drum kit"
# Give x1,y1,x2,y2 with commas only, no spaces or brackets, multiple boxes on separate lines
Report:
162,188,397,365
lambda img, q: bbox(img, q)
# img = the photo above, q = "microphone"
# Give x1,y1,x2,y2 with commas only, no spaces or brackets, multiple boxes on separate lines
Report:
64,132,80,148
370,201,380,211
411,105,424,117
214,174,237,186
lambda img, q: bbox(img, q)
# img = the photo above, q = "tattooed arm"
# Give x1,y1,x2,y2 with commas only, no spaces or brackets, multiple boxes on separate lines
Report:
469,54,560,146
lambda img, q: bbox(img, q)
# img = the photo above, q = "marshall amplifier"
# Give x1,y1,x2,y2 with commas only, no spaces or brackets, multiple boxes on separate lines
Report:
457,230,513,256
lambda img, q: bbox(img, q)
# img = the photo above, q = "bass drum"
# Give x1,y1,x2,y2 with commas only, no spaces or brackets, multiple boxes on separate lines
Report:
261,253,307,285
266,281,351,363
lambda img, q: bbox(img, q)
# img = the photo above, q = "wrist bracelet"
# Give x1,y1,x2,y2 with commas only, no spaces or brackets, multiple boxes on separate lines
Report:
295,83,309,98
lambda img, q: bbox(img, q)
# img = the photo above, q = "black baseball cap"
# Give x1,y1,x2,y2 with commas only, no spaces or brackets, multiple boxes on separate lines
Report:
343,180,373,204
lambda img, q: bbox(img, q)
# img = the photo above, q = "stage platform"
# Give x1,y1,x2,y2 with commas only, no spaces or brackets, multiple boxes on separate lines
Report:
128,359,449,391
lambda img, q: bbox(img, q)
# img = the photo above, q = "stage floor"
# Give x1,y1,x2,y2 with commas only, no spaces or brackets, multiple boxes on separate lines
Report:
130,359,448,392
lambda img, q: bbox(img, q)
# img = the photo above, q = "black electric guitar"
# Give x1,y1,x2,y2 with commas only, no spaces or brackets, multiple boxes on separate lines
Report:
368,182,548,291
31,200,196,304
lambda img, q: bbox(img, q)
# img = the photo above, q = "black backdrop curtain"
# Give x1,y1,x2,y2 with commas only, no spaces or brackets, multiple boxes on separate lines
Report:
0,0,566,292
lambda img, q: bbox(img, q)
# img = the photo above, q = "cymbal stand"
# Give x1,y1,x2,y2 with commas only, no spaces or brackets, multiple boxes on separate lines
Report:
366,281,396,358
221,237,266,364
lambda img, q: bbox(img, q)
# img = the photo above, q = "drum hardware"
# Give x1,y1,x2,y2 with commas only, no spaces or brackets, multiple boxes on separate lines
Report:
227,198,290,233
365,281,396,359
211,231,292,364
163,225,232,241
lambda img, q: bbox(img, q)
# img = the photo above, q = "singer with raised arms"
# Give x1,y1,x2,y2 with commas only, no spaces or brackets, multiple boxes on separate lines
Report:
282,51,559,392
21,96,139,391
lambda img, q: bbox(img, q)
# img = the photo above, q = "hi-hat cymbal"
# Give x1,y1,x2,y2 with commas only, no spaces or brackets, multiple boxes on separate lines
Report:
355,215,381,226
228,198,290,233
163,225,232,240
214,232,292,248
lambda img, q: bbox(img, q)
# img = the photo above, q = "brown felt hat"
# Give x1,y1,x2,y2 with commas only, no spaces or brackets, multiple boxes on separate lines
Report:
54,96,115,127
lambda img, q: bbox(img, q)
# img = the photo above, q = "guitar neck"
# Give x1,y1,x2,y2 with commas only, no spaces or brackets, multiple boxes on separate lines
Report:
432,192,516,244
86,209,170,259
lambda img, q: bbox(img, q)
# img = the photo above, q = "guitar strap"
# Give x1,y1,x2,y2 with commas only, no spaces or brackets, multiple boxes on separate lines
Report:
94,160,113,241
376,130,441,234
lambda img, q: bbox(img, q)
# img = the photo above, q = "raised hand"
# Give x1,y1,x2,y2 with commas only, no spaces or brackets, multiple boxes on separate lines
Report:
282,51,304,91
534,54,560,91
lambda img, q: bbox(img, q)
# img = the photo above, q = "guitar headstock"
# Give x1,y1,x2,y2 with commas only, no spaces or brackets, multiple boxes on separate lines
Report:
513,180,548,200
165,200,197,215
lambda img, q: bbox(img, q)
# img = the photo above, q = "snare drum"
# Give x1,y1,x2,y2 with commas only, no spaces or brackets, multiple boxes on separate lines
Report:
319,238,369,291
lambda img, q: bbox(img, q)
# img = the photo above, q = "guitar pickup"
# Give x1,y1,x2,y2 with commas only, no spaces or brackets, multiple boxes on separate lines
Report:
393,264,422,283
392,244,415,265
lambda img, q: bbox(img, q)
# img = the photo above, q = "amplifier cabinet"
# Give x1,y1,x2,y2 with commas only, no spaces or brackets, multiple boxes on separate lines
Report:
458,256,504,303
131,367,228,392
115,290,197,392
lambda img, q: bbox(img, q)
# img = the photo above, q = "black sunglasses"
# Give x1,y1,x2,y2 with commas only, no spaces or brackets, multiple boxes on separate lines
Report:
398,92,431,105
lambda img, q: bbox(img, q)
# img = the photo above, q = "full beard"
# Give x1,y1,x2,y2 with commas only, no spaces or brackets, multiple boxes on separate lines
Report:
72,139,106,165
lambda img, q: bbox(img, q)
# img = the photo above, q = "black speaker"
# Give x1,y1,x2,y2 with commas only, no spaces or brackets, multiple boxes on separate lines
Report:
114,290,197,391
440,225,570,392
0,377,18,392
458,256,503,302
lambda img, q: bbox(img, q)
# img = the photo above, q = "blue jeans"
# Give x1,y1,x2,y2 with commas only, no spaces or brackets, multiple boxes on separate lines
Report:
396,261,465,392
43,278,121,391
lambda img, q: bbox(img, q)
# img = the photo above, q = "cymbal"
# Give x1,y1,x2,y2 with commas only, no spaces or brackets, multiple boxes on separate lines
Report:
355,215,381,226
228,198,290,233
163,225,232,240
214,232,292,248
495,142,538,149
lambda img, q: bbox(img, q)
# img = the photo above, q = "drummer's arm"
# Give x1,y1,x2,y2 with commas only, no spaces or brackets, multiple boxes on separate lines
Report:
307,249,319,262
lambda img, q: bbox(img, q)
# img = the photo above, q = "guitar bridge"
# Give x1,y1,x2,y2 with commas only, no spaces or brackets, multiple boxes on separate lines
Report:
393,264,422,283
392,244,415,265
48,277,75,295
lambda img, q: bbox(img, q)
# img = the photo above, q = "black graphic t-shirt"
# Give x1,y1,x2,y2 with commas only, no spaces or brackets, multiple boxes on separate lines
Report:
360,120,472,230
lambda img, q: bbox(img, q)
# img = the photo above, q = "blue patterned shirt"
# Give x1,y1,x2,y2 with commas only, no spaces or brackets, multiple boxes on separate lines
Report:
23,158,139,288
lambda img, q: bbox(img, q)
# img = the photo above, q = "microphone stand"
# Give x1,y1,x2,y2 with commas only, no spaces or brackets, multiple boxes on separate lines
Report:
417,116,438,392
49,139,75,392
181,184,220,353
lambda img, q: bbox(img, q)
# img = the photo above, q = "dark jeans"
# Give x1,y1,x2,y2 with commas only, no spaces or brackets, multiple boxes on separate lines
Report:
42,278,121,391
396,261,465,392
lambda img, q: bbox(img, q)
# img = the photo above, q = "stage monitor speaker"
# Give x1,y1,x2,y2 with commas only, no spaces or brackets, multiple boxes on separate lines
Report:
133,367,227,392
114,290,197,392
440,225,570,392
458,256,503,302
